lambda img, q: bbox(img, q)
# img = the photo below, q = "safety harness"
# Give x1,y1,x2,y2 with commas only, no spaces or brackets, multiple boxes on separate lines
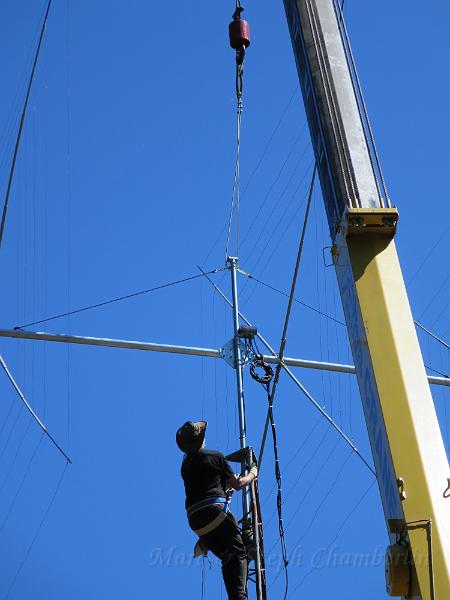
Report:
188,495,233,558
187,495,231,536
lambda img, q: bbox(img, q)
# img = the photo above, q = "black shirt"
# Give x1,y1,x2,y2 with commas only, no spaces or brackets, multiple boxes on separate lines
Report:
181,448,235,510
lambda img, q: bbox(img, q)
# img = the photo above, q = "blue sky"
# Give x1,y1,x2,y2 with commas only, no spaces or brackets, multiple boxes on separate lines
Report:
0,1,449,599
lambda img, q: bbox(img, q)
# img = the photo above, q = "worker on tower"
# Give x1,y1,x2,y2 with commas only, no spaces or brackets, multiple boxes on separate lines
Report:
176,420,257,600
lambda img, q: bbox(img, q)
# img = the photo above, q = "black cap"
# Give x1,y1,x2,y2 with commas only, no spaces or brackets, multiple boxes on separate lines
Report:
176,421,207,453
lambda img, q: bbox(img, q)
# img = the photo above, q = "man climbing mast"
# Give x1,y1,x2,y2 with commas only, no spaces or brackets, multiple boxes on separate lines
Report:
176,421,257,600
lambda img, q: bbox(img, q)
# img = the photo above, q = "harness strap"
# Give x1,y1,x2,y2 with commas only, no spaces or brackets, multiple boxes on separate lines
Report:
193,511,228,536
187,497,226,518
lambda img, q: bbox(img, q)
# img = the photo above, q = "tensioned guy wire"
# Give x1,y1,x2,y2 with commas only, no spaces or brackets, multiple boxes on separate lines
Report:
258,165,317,467
239,271,450,353
415,321,450,351
14,268,224,330
0,434,43,536
407,224,449,286
202,85,301,267
287,479,376,597
0,0,53,250
4,461,68,599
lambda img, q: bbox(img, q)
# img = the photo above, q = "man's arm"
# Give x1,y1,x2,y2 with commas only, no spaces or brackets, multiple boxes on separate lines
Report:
227,466,258,491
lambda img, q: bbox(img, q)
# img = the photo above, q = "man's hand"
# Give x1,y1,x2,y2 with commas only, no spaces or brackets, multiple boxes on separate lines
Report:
249,465,258,480
227,465,258,491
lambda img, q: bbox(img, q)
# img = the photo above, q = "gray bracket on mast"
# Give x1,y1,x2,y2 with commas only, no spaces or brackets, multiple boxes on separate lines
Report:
220,338,249,368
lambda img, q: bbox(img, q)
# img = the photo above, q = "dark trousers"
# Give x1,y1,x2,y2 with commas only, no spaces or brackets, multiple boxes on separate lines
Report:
201,513,248,600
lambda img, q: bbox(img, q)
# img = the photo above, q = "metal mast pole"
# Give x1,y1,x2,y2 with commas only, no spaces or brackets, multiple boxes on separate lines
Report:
228,256,264,600
228,256,250,518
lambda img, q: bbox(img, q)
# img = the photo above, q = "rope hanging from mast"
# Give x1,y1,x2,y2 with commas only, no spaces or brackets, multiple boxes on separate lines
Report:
225,3,251,262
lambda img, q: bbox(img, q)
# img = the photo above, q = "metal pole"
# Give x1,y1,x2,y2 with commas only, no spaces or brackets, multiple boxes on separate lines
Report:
228,257,251,521
228,258,264,600
0,330,221,357
0,329,448,386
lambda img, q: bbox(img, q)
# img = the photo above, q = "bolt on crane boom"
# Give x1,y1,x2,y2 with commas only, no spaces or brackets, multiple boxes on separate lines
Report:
282,1,450,598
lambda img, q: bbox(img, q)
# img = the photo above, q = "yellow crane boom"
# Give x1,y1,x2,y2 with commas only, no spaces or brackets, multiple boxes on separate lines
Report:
282,1,450,598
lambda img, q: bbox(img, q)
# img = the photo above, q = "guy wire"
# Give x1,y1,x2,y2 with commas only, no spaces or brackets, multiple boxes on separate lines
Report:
0,0,53,249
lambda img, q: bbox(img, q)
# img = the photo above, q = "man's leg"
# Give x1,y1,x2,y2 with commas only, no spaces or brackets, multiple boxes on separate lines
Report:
220,519,248,600
202,515,248,600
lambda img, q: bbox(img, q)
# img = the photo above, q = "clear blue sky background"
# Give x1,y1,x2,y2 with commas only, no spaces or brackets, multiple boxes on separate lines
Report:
0,1,449,599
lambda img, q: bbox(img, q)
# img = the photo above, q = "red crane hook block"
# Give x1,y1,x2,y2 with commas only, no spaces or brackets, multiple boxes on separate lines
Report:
229,7,250,50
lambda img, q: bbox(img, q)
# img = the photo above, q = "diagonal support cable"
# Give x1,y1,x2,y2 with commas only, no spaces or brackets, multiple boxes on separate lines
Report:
0,353,72,463
414,320,450,351
14,268,224,330
0,0,53,249
198,267,376,476
259,164,316,466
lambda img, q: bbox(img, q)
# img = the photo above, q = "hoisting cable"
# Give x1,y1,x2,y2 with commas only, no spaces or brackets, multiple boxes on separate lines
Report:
225,2,250,262
0,0,53,250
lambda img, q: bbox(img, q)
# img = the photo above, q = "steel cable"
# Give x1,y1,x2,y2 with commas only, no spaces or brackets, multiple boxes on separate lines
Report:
0,0,53,250
0,420,33,495
287,479,376,597
239,123,309,254
266,436,343,591
238,272,450,356
289,448,353,548
263,423,329,527
240,271,345,326
258,165,317,467
225,95,243,261
407,225,449,286
4,460,68,599
240,147,312,284
202,85,300,267
417,272,450,322
0,434,43,535
13,268,224,330
240,171,316,306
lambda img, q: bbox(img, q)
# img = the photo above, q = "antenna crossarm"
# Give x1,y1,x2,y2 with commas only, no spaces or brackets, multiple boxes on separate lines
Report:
0,328,447,387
